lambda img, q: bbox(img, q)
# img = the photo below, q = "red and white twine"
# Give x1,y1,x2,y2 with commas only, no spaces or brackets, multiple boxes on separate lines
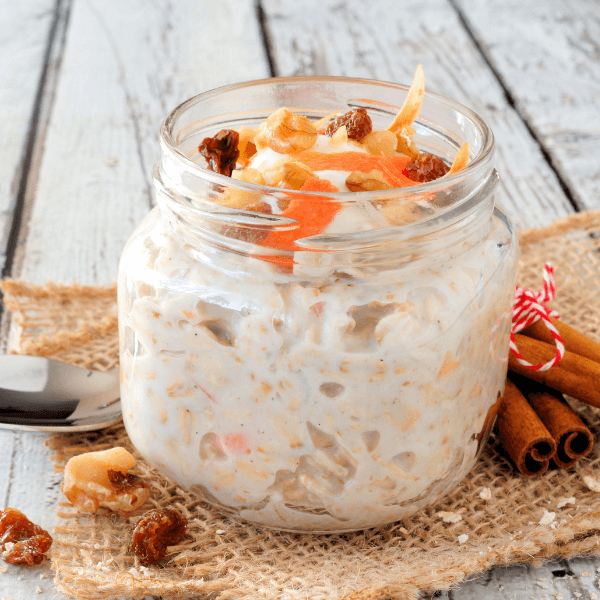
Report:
510,263,564,371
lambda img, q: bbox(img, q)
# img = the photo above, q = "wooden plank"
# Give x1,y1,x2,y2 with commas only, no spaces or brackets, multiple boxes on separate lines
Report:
14,0,270,285
0,430,61,600
1,1,270,598
262,0,576,231
452,0,600,212
0,0,61,273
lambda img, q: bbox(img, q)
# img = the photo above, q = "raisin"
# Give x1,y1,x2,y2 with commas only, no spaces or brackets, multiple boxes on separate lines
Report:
130,508,187,565
404,152,449,183
0,508,52,565
324,108,372,142
222,200,272,244
199,129,240,177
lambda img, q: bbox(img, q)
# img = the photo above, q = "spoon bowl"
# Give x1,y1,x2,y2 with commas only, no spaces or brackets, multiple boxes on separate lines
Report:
0,355,121,432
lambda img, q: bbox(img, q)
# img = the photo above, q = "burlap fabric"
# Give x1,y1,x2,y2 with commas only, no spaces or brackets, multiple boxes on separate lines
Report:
4,211,600,600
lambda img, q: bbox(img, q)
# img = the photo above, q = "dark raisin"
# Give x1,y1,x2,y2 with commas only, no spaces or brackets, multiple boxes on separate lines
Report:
404,153,450,183
199,129,240,177
324,108,372,142
222,201,272,244
130,508,188,565
0,508,53,565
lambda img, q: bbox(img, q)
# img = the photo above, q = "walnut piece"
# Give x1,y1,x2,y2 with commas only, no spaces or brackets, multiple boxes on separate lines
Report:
237,126,258,166
272,161,315,190
346,170,393,192
362,130,397,156
62,447,150,514
231,168,265,186
256,108,317,154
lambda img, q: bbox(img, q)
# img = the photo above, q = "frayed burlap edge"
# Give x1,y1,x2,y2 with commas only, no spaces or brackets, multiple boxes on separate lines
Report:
4,211,600,600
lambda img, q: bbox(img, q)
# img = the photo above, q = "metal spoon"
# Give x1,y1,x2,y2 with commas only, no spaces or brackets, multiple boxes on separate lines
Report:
0,355,121,432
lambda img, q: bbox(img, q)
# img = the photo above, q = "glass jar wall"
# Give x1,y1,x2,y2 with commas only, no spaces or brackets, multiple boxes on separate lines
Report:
118,77,517,532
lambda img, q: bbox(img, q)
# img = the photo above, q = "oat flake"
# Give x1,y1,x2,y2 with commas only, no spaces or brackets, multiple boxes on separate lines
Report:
539,510,556,526
479,487,492,500
438,511,462,524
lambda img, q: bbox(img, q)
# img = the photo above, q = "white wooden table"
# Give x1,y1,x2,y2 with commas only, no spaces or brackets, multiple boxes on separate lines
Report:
1,0,599,598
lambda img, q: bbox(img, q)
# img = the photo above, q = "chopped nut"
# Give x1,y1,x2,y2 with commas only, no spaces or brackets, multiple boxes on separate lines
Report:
231,168,265,186
379,199,421,225
362,130,397,156
457,534,468,545
346,170,393,192
556,496,575,509
539,510,556,526
237,126,258,166
62,447,150,513
329,125,348,147
583,475,600,492
479,487,492,500
256,108,317,154
437,511,462,524
272,161,315,190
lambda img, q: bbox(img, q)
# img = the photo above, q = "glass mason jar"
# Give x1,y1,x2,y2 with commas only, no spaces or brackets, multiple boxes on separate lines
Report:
118,77,517,532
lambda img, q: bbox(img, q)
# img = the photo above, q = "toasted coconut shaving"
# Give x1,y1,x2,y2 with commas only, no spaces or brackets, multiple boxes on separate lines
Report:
329,125,348,147
387,65,425,132
447,143,470,175
313,111,341,130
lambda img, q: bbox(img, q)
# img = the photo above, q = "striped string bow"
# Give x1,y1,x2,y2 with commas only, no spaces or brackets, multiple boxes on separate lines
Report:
510,263,564,371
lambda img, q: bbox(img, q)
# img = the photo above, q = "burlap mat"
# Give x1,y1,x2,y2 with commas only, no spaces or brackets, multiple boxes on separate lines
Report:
4,211,600,600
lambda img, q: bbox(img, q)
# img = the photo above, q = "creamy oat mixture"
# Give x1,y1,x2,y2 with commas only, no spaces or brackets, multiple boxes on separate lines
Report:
118,68,516,531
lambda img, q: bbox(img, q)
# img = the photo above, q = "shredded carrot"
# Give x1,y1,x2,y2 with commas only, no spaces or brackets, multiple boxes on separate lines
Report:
295,152,415,188
260,178,341,252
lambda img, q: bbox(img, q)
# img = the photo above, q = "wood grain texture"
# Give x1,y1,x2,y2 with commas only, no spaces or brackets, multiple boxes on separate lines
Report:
0,0,59,273
262,0,576,230
14,0,270,285
453,0,600,212
0,430,66,599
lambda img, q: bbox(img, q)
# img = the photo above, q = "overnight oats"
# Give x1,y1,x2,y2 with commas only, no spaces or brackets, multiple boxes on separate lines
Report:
118,69,518,532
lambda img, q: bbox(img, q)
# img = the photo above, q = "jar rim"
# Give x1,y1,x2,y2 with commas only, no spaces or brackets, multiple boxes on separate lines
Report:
159,75,495,200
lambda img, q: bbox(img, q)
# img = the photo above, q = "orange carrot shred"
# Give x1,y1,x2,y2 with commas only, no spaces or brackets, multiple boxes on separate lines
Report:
295,152,415,188
259,178,341,253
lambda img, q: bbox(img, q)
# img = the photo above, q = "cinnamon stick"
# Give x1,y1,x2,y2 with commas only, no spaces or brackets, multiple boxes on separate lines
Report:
509,333,600,408
509,374,593,469
522,317,600,364
496,379,556,476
